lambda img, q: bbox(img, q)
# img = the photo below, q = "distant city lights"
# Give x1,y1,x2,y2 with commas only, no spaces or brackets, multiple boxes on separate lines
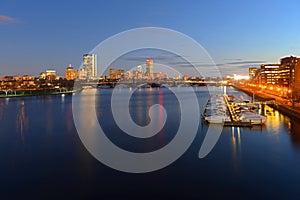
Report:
233,74,250,80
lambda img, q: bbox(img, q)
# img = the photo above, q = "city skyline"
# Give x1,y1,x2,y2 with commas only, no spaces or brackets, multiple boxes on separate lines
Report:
1,1,300,76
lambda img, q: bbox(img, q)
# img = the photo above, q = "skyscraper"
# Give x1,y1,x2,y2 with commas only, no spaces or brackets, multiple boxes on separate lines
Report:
83,54,97,78
146,59,154,78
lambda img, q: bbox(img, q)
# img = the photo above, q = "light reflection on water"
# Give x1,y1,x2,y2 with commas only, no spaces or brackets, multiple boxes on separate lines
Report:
0,87,300,199
231,127,242,172
16,100,28,144
265,106,289,135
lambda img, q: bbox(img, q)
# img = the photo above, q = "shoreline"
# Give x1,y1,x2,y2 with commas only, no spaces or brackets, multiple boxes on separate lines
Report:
232,85,300,121
0,89,80,99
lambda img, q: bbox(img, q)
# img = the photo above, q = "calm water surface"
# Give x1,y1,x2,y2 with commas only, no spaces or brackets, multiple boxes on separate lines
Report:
0,86,300,199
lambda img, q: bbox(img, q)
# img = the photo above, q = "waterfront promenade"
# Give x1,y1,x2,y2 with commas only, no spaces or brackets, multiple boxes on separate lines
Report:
233,84,300,121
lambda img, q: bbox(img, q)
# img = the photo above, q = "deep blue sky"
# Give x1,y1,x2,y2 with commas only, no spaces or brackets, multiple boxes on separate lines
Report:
1,0,300,76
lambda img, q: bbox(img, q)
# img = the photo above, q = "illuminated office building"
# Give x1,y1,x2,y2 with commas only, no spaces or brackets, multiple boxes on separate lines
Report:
260,64,281,85
249,67,258,79
109,68,125,79
146,59,154,78
83,54,97,78
250,56,300,100
109,68,117,79
280,56,300,100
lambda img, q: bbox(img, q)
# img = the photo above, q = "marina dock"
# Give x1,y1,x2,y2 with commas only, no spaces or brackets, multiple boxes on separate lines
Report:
223,121,253,127
203,93,266,127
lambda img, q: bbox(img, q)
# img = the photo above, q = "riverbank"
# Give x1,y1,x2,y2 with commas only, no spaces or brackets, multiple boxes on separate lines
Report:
0,89,80,98
232,85,300,121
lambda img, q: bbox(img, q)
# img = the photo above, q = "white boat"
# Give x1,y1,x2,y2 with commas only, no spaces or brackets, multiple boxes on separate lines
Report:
205,115,231,123
204,94,230,124
239,112,266,124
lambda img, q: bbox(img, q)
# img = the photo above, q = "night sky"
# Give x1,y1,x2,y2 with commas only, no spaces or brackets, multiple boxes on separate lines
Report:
1,0,300,76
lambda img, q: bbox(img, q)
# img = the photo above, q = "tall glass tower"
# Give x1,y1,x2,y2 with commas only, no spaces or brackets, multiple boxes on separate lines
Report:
146,59,153,78
83,54,97,78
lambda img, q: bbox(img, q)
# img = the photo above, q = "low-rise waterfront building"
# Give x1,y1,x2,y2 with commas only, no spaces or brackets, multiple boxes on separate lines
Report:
249,67,259,79
250,56,300,101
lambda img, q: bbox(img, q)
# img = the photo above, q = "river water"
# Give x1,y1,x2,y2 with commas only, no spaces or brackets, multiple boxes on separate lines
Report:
0,86,300,199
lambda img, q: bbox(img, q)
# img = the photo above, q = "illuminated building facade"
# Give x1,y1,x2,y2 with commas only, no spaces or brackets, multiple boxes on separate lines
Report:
45,70,56,81
146,59,154,78
109,68,124,79
250,56,300,101
109,68,117,78
249,67,259,79
281,56,300,100
39,72,46,80
260,64,281,85
83,54,97,78
65,65,77,80
117,69,125,78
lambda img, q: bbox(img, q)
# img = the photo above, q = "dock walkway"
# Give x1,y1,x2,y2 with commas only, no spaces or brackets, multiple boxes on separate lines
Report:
223,94,264,126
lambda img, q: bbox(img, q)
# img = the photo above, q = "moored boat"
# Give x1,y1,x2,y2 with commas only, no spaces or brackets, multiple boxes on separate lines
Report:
239,112,267,124
203,94,230,124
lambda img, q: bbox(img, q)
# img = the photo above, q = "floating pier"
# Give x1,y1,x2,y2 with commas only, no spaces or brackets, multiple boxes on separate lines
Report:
203,94,265,127
224,94,265,126
223,121,253,127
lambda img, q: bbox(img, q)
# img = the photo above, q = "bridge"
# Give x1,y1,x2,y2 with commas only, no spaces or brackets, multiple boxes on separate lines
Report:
80,79,227,88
